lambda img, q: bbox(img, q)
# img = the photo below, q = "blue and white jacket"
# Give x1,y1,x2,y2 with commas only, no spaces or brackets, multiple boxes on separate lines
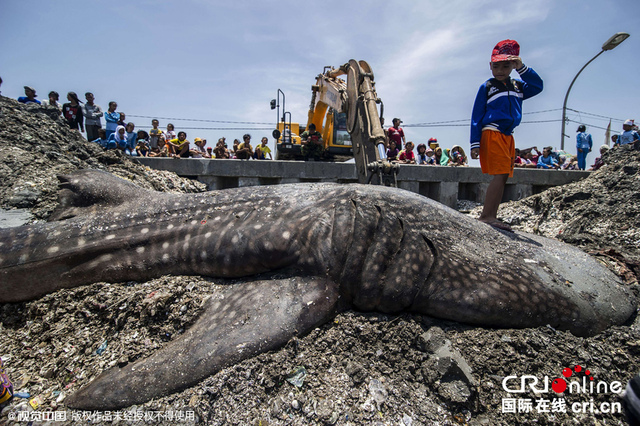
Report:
470,65,543,150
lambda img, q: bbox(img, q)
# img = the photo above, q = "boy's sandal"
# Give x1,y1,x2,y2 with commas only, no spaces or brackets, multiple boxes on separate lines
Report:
480,219,514,233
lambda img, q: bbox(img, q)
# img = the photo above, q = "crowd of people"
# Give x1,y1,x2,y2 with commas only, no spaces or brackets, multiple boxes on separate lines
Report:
15,86,274,160
12,85,637,168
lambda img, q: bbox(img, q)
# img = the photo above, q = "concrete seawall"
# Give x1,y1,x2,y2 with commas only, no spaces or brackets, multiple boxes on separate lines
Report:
136,158,590,208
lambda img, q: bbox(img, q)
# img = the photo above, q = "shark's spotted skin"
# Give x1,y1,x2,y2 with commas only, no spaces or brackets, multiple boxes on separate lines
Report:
0,170,635,409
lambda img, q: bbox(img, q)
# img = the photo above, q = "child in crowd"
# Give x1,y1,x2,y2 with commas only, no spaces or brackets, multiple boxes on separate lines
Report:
470,39,543,231
231,139,240,158
117,112,126,127
448,145,467,166
589,145,609,171
168,131,190,157
560,155,579,170
386,140,399,162
416,143,429,165
92,128,108,148
62,92,84,132
135,130,150,157
104,101,119,140
537,147,559,169
255,137,272,160
125,122,136,154
576,124,592,170
614,119,640,146
235,134,253,160
41,91,62,111
189,138,209,158
108,125,129,151
398,141,416,164
165,123,177,142
424,148,436,165
149,134,169,157
136,140,150,157
434,146,448,166
214,138,230,159
149,119,162,149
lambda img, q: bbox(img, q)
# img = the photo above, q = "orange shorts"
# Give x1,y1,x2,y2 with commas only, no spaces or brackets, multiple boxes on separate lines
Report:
479,129,515,177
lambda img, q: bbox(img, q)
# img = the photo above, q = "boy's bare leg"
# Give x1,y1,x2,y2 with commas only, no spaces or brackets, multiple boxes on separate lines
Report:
479,173,509,226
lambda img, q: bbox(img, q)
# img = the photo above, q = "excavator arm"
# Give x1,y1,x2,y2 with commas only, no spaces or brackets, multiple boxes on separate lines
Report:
316,60,398,186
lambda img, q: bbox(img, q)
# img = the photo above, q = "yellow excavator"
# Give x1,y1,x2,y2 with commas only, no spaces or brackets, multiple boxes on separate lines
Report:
271,60,398,185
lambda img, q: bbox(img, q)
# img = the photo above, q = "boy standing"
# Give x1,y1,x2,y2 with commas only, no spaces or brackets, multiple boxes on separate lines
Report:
104,101,119,140
470,39,543,231
149,119,162,150
83,93,103,142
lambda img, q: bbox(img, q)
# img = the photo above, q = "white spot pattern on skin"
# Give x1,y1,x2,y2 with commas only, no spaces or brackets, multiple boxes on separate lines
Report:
162,242,170,249
282,231,291,239
77,239,86,246
106,234,116,240
19,254,28,263
136,247,145,254
254,224,262,230
191,220,198,225
141,228,149,234
167,224,174,230
47,246,60,254
231,235,239,244
205,232,212,238
162,253,170,262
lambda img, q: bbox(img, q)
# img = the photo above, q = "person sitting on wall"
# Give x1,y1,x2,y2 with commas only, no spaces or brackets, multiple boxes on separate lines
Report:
536,146,559,169
398,141,416,164
386,140,399,162
167,131,190,158
213,138,230,159
300,124,324,161
236,134,254,159
448,145,468,166
149,134,169,157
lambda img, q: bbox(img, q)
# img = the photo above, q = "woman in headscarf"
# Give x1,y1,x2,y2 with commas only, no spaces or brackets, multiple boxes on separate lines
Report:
107,125,128,151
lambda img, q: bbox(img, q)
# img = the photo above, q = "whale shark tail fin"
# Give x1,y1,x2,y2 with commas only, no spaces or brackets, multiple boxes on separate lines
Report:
65,276,340,410
49,169,151,221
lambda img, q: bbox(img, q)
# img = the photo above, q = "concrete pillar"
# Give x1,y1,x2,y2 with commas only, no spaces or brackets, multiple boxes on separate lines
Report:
238,177,261,188
398,181,419,195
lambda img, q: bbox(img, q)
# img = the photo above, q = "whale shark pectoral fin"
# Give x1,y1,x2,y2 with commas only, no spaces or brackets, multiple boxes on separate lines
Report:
49,169,154,221
65,276,340,410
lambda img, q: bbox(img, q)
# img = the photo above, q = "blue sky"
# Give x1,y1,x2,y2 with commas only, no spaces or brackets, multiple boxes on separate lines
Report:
1,0,637,166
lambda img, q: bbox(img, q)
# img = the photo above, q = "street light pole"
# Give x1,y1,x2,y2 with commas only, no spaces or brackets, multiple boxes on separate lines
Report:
560,32,630,150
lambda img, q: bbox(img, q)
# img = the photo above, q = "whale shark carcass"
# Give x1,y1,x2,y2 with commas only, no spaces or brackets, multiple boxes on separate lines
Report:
0,170,634,409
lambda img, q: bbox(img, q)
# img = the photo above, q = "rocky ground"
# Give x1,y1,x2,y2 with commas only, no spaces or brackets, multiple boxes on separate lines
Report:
0,96,639,425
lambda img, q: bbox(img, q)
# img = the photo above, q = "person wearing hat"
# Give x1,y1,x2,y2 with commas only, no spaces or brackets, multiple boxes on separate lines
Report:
470,39,543,232
575,124,592,170
614,119,640,146
17,86,41,105
388,118,406,151
189,137,210,158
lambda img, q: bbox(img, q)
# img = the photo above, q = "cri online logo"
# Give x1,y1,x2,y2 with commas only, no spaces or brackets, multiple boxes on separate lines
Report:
551,365,593,393
502,364,622,395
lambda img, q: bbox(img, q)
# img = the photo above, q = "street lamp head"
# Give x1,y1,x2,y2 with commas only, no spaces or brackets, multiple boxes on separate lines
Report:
602,32,630,51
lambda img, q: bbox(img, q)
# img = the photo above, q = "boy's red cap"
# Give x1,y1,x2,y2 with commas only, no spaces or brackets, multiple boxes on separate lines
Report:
491,39,520,62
